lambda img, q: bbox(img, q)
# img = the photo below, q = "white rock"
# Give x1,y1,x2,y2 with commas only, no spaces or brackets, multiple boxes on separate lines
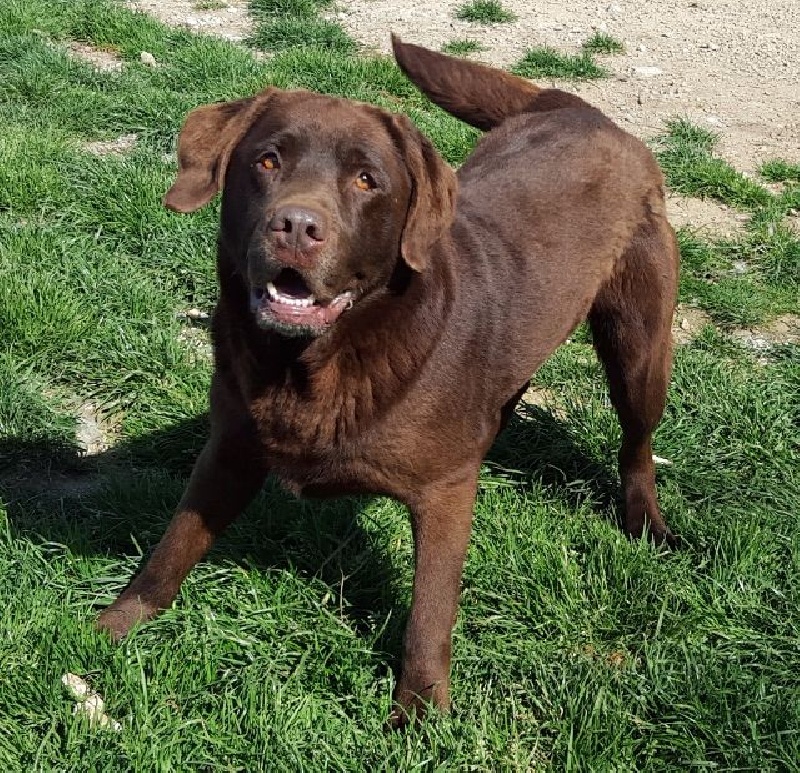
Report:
140,51,157,67
634,66,663,77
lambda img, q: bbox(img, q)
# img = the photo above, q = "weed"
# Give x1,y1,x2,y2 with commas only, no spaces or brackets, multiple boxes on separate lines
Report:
582,32,625,54
760,159,800,183
193,0,228,10
512,47,607,80
441,38,485,56
455,0,516,24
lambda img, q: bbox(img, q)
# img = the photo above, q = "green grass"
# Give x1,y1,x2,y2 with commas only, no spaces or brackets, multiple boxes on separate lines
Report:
653,119,799,325
582,32,625,55
193,0,227,10
455,0,516,24
512,47,608,80
655,118,771,209
248,0,354,54
441,38,485,56
760,158,800,183
1,0,799,769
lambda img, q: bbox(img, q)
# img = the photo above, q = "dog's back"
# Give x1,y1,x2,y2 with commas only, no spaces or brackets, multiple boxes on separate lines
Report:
393,37,679,548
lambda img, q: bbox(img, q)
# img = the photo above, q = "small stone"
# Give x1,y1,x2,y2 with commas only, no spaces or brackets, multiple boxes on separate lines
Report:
634,66,663,77
732,260,748,274
680,317,691,331
636,44,647,52
140,51,157,66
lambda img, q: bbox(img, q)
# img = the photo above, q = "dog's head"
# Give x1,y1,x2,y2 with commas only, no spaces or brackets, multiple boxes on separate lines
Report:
164,87,456,337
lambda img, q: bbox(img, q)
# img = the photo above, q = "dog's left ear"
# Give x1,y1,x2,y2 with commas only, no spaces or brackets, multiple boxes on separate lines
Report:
164,88,275,213
392,114,457,272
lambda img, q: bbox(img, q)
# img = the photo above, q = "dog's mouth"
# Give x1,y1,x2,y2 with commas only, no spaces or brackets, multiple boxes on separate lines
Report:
250,268,353,335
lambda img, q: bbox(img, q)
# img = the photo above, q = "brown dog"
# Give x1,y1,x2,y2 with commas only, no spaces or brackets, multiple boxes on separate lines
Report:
98,37,678,724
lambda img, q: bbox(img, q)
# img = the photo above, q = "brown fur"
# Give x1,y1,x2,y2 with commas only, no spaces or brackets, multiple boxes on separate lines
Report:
98,37,679,726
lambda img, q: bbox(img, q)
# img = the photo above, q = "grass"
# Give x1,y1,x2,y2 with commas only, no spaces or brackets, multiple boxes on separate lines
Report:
1,0,799,770
455,0,516,24
512,47,608,80
653,119,799,325
441,38,485,56
760,158,800,183
248,0,355,53
582,32,625,55
193,0,227,10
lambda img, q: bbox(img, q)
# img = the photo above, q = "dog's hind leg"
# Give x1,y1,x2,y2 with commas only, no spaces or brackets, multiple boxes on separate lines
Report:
588,218,679,546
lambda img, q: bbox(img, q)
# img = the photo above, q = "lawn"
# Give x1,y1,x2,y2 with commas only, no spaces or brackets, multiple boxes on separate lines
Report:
1,0,799,770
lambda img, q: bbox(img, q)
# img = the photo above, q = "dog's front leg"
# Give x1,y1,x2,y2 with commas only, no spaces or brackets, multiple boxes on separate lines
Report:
391,467,479,727
97,380,267,641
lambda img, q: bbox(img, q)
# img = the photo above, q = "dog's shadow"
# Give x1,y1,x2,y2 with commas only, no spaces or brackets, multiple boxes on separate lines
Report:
0,403,620,657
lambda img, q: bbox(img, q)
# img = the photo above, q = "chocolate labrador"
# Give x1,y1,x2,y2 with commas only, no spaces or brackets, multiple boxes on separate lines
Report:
98,37,679,725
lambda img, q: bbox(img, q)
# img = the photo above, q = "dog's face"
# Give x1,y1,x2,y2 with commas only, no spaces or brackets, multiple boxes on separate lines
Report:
164,88,456,337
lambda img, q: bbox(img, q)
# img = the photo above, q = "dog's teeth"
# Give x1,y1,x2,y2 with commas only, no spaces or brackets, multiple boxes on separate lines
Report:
266,286,315,307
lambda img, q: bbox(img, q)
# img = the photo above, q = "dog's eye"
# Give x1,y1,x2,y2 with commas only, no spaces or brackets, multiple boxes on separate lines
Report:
355,171,377,191
260,152,281,171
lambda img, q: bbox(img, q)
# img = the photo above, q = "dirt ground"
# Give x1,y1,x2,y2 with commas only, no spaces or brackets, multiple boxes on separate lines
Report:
336,1,800,176
129,1,799,175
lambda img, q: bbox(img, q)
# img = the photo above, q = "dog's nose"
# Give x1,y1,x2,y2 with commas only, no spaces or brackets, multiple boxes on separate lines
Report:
268,206,328,260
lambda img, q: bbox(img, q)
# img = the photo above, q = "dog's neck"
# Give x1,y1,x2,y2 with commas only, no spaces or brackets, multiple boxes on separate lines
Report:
213,243,454,445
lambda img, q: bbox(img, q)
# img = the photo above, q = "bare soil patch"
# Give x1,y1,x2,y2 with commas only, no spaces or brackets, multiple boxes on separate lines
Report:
82,133,139,156
729,314,800,351
666,194,747,238
66,41,124,71
672,304,714,345
333,1,799,175
75,403,118,456
126,0,253,41
521,386,567,419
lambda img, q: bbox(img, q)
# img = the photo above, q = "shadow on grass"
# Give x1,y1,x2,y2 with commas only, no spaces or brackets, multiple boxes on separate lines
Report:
0,403,622,654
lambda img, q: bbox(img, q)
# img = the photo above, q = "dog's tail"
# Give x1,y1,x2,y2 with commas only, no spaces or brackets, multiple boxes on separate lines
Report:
391,35,590,132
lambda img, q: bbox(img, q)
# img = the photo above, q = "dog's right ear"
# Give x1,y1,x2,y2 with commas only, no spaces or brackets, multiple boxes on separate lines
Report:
163,89,275,213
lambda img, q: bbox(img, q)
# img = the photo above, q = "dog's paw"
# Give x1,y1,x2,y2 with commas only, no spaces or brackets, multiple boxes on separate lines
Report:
646,522,680,550
96,596,158,642
388,678,449,730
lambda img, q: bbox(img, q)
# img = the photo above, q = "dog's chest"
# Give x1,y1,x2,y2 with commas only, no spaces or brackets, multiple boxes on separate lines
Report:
262,433,399,499
248,387,411,498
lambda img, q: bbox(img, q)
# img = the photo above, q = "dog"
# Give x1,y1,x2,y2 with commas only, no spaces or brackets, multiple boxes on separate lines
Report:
98,36,679,725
